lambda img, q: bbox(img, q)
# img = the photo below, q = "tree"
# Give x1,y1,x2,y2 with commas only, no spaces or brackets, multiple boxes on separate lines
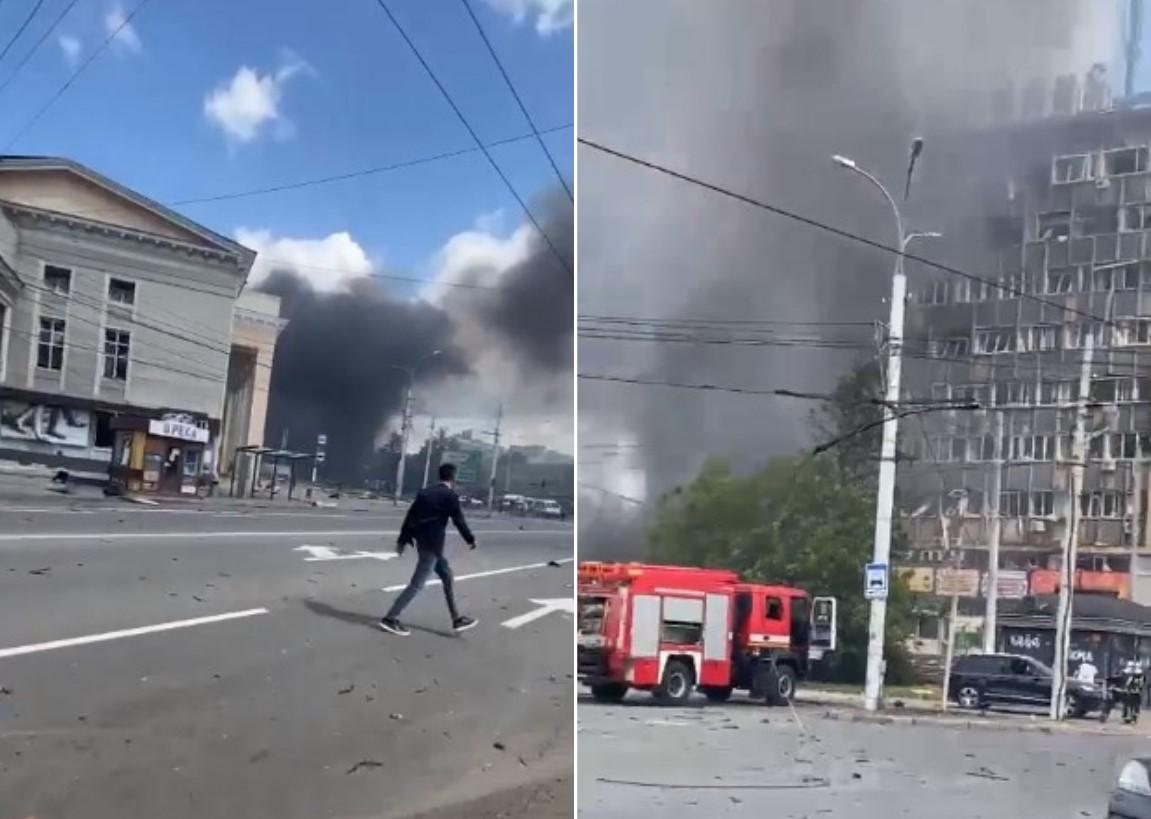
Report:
810,359,884,488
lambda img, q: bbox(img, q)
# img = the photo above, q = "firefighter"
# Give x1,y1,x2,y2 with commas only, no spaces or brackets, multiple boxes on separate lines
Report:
1120,660,1145,725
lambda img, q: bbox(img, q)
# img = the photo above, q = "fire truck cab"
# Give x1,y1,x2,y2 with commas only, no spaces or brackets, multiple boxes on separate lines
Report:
577,561,837,706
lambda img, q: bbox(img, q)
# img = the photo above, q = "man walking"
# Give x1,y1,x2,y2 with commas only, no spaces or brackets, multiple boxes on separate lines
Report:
380,462,478,636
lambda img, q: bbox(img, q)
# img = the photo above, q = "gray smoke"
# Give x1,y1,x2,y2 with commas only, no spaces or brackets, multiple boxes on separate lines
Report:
260,190,573,481
578,0,1124,553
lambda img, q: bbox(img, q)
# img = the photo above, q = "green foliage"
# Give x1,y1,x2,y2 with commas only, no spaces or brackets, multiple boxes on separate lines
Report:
646,361,916,684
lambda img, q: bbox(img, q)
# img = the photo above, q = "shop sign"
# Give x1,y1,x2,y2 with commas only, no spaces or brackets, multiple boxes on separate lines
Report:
149,414,209,443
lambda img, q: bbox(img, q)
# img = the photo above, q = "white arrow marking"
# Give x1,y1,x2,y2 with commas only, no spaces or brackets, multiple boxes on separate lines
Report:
294,545,397,562
501,598,575,630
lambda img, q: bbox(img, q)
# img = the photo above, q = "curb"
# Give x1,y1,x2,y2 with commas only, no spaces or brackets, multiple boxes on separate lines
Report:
820,707,1143,736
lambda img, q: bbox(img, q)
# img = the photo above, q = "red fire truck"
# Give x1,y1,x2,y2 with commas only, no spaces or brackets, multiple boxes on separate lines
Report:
577,562,837,706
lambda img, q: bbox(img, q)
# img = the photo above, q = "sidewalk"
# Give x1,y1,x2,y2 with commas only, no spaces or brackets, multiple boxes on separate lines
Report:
800,686,1150,737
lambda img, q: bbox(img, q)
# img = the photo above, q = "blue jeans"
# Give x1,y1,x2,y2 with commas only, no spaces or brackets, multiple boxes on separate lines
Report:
385,548,460,621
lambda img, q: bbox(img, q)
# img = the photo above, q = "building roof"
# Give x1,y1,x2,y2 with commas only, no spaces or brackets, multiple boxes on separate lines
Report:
0,155,254,267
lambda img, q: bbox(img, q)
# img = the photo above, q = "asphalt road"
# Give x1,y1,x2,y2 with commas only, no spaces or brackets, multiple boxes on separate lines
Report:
0,502,573,819
578,696,1149,818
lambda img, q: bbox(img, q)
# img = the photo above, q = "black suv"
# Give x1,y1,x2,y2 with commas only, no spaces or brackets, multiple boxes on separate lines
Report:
948,652,1102,717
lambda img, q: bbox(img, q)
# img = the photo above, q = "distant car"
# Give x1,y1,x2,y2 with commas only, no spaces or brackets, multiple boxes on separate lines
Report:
948,652,1102,717
538,500,563,519
1109,759,1151,818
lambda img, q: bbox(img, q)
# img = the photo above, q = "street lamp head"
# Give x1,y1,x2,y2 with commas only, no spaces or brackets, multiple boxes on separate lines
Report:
832,154,857,170
910,137,924,159
922,231,942,239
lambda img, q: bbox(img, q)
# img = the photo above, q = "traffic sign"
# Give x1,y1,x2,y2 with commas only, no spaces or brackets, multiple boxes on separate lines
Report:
864,562,888,600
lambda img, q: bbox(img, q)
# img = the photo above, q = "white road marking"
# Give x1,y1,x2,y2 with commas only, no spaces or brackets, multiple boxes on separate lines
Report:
0,529,570,542
0,608,269,660
381,558,574,592
294,545,398,562
500,598,576,629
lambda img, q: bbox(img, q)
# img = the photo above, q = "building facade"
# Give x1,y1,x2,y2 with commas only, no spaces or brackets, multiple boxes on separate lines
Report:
897,100,1151,653
0,156,257,491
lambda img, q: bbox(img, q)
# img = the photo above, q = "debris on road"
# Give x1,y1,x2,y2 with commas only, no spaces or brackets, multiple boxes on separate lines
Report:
346,760,383,774
967,767,1010,782
337,684,355,695
493,741,507,751
28,568,50,576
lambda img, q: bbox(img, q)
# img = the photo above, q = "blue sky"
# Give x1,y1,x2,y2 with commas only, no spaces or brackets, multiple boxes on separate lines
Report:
0,0,573,288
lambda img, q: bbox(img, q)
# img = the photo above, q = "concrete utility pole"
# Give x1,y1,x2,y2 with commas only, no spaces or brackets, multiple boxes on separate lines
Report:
834,141,930,712
392,350,441,506
487,404,503,514
983,410,1006,653
1050,335,1094,720
1131,434,1145,602
422,416,436,490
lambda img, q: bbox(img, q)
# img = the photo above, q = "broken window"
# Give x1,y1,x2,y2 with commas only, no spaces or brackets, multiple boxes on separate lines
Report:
935,337,970,359
1081,490,1129,519
1020,325,1058,352
1065,322,1105,350
1103,146,1149,176
1053,154,1091,183
103,329,130,381
37,317,65,370
1074,205,1119,237
108,278,136,307
1113,433,1139,459
1032,491,1055,517
975,327,1016,354
1122,204,1151,231
43,265,71,295
1046,268,1076,293
1037,211,1071,240
1000,490,1028,517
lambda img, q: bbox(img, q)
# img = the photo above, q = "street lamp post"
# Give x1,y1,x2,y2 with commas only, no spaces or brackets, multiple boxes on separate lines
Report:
392,350,441,506
833,142,926,712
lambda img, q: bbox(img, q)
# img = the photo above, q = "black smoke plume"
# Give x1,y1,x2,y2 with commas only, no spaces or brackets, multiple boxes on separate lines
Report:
261,272,468,482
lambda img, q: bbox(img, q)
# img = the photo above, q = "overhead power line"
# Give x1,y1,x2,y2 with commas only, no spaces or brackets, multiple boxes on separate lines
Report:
371,0,571,276
0,0,47,65
578,137,1111,326
460,0,572,202
172,123,571,207
3,0,156,151
0,0,83,98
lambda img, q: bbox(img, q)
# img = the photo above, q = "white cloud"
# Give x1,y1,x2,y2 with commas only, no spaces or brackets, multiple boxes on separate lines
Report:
482,0,573,35
58,35,82,66
235,228,374,292
104,4,142,56
204,59,304,144
420,221,534,303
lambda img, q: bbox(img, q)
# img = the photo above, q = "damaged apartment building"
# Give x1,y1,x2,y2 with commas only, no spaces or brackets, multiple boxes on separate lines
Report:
897,73,1151,655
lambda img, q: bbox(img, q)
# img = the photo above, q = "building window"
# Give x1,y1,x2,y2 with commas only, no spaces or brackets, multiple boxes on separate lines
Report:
1053,155,1091,183
108,278,136,307
1065,322,1105,350
975,328,1015,354
1032,491,1055,517
1020,325,1058,352
933,337,970,359
1113,433,1140,459
1081,490,1129,519
93,411,115,448
1037,211,1071,240
37,317,65,370
1122,204,1151,232
922,281,949,305
44,265,71,295
103,329,130,381
1046,269,1076,294
1103,146,1149,176
1000,490,1028,517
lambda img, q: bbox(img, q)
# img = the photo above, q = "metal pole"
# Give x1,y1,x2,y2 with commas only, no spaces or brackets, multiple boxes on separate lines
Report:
941,584,960,712
1050,334,1094,720
984,410,1005,652
422,416,436,489
844,163,905,713
394,378,412,506
487,404,503,514
1131,436,1145,602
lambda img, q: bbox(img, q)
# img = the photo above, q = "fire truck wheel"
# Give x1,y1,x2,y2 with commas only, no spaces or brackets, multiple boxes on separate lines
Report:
702,686,733,703
654,659,696,705
764,664,797,706
589,683,629,703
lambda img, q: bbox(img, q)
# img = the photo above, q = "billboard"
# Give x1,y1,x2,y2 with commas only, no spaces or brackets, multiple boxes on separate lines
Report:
935,568,981,597
0,402,90,448
897,567,935,594
980,570,1030,600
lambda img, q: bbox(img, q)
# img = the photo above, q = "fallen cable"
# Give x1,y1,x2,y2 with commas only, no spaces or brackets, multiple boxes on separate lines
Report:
595,776,830,790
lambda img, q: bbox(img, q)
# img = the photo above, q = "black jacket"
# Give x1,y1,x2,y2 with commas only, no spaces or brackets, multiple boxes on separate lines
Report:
398,483,475,554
